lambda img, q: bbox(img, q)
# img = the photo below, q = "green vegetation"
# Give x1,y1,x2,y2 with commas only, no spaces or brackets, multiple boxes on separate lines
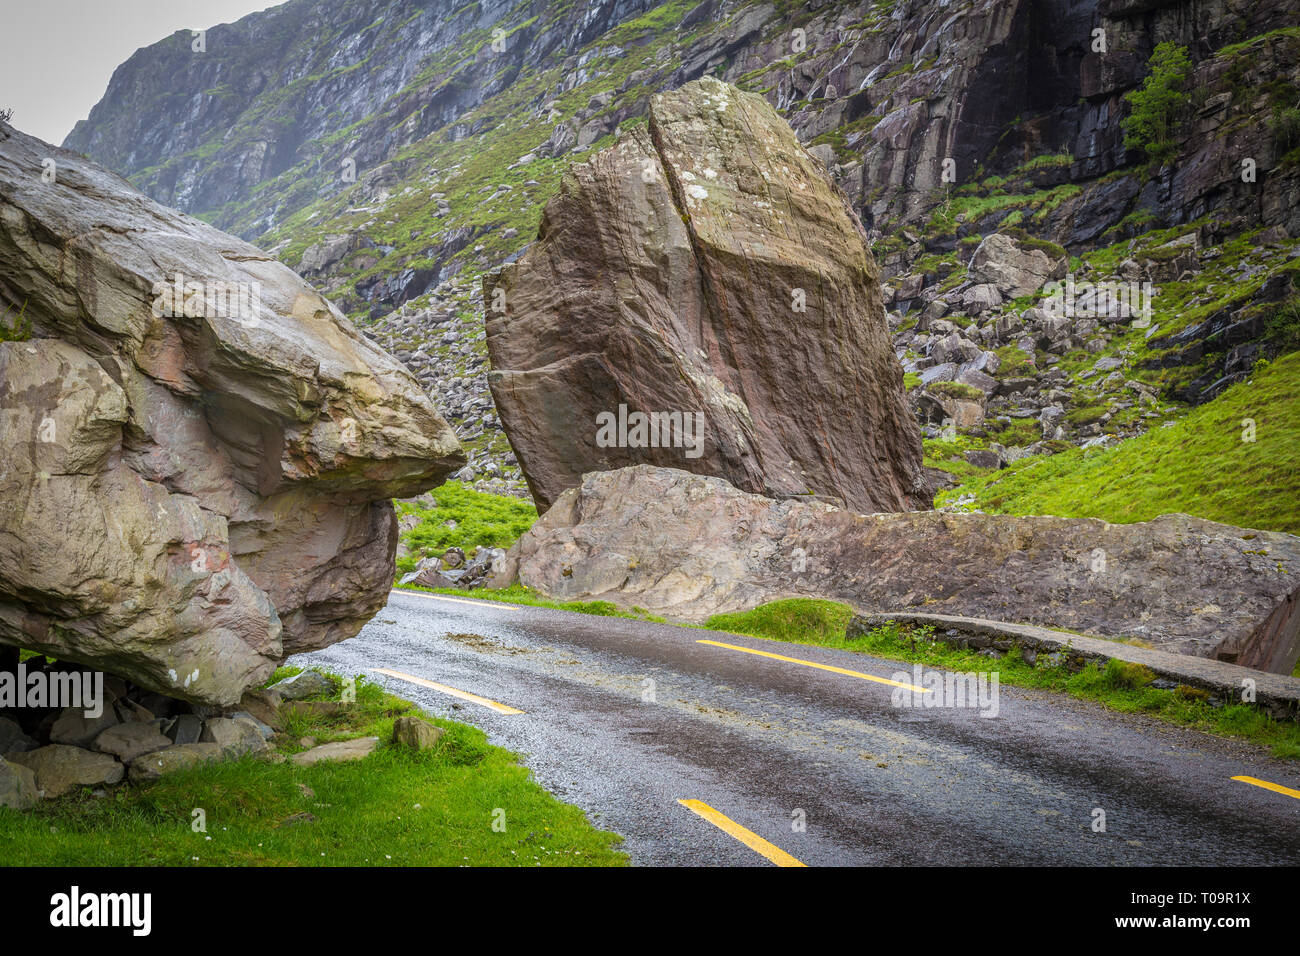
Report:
1013,153,1073,173
1122,43,1192,168
396,481,537,574
938,350,1300,534
1271,105,1300,159
706,598,854,643
401,582,668,623
0,298,31,342
698,600,1300,758
928,380,985,401
0,668,626,866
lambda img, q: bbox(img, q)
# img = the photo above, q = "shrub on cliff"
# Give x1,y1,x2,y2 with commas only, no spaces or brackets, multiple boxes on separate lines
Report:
1122,43,1192,169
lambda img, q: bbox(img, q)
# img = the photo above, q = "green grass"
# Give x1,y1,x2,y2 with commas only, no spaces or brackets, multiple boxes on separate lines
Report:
706,598,854,643
698,600,1300,759
938,350,1300,534
400,582,668,623
397,481,537,574
0,668,626,866
0,298,31,342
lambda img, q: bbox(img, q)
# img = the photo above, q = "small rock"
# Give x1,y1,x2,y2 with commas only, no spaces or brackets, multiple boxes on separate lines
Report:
963,449,1002,470
271,670,334,701
290,737,380,767
7,744,124,798
127,743,223,784
49,705,120,748
0,716,35,754
113,698,155,724
93,721,172,763
163,713,204,745
200,717,269,758
226,711,275,740
0,756,39,809
392,716,445,751
235,688,284,732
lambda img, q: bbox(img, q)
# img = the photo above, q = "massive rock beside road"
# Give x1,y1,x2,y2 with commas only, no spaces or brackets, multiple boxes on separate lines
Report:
503,466,1300,674
485,78,928,514
0,122,464,706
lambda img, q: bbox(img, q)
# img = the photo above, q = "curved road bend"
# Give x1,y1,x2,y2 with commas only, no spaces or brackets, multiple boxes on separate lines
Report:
292,589,1300,867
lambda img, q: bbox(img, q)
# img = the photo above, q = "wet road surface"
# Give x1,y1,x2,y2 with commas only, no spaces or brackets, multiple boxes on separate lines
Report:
293,589,1300,866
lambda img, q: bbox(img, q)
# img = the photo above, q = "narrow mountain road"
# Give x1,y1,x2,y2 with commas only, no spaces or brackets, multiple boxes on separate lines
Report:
293,590,1300,867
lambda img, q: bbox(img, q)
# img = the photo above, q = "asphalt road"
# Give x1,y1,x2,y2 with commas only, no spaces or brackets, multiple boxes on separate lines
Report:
293,589,1300,866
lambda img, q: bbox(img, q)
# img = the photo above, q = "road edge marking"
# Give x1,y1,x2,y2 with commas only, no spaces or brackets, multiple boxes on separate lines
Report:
391,589,520,611
697,639,930,692
371,667,524,715
1232,775,1300,800
677,799,807,867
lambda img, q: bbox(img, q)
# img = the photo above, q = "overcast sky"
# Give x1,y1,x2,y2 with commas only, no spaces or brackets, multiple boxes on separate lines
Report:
2,0,285,146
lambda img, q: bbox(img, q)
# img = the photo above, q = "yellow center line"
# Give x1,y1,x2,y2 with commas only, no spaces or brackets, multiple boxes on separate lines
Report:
678,799,807,867
370,667,524,715
697,639,930,692
1232,775,1300,801
392,589,519,611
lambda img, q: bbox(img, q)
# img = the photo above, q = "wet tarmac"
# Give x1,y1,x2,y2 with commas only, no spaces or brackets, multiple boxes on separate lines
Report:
293,590,1300,866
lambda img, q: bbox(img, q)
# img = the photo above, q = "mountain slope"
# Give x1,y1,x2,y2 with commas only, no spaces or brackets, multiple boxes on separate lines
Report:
58,0,1300,499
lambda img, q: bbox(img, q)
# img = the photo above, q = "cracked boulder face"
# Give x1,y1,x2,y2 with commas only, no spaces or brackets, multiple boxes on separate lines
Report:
0,123,464,706
505,466,1300,674
485,77,929,514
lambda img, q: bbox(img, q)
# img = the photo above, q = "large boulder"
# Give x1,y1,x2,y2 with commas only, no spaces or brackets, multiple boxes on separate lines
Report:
968,233,1068,299
485,78,928,514
0,123,464,706
503,466,1300,674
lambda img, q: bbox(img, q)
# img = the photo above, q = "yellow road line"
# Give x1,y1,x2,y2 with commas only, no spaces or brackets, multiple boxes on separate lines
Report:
392,589,519,611
370,667,524,715
1232,775,1300,801
677,799,807,867
697,639,930,692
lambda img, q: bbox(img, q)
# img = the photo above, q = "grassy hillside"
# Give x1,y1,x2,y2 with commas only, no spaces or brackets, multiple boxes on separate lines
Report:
939,350,1300,534
396,480,538,574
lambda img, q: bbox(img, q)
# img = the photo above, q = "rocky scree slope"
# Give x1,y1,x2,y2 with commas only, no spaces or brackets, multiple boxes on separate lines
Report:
57,0,1300,500
0,122,464,706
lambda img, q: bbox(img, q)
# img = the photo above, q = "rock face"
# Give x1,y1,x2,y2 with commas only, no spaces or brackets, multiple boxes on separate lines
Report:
0,123,464,706
503,466,1300,674
485,78,928,514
